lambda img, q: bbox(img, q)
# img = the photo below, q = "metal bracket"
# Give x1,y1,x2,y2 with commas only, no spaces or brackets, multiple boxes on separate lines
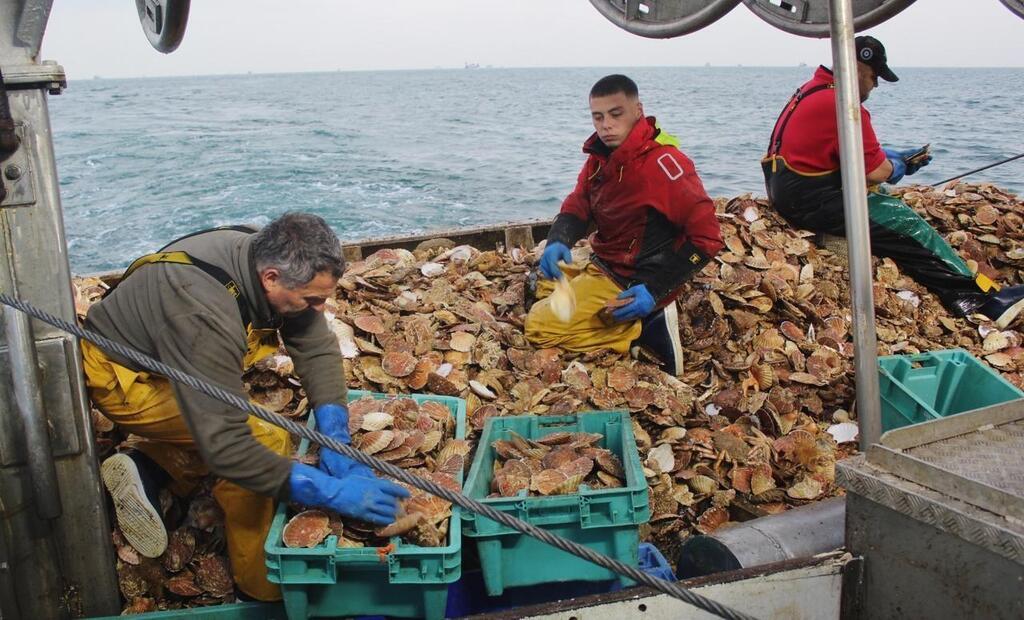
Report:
588,0,742,39
741,0,918,38
0,337,83,466
0,123,36,209
0,62,66,95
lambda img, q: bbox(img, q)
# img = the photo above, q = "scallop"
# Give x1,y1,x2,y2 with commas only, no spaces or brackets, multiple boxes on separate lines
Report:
549,276,576,323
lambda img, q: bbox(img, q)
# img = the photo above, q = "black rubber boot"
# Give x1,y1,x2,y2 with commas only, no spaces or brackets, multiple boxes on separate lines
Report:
101,450,170,558
978,284,1024,329
632,303,684,377
523,269,539,311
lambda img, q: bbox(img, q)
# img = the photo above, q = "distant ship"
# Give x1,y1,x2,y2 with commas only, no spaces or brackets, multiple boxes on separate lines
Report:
464,62,480,69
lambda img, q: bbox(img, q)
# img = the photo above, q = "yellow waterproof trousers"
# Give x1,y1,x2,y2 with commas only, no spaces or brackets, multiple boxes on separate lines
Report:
524,262,642,353
81,339,289,601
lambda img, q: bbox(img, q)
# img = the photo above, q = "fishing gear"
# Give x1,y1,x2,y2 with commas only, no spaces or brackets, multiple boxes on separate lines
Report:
932,152,1024,187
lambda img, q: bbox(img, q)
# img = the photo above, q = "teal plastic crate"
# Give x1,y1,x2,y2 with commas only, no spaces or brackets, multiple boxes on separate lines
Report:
264,390,466,620
878,348,1024,431
462,411,650,596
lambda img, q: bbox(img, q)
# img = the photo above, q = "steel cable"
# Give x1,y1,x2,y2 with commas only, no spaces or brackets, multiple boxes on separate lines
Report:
0,292,755,620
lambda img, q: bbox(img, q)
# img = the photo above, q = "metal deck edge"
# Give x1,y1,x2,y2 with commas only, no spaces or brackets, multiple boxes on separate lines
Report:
837,456,1024,565
876,399,1024,451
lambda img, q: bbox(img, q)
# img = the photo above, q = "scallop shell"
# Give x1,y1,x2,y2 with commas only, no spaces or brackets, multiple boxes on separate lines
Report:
779,320,805,342
449,331,476,353
426,372,460,396
753,329,786,351
536,431,574,446
607,366,637,393
596,471,624,488
595,450,625,479
750,363,775,390
553,473,586,495
646,443,675,474
282,510,332,548
357,430,394,455
360,411,394,432
353,315,386,335
420,262,445,277
695,506,730,534
378,444,415,462
549,276,576,323
787,476,824,500
167,572,204,597
751,465,776,496
558,456,595,479
469,380,497,399
531,469,568,496
375,512,424,538
437,454,466,477
496,472,531,497
254,387,294,412
438,439,471,463
541,447,577,471
421,430,444,454
688,474,718,495
382,351,418,377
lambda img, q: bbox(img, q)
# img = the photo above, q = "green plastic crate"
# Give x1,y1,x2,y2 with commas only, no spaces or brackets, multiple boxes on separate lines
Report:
878,348,1024,431
264,390,466,620
462,411,650,596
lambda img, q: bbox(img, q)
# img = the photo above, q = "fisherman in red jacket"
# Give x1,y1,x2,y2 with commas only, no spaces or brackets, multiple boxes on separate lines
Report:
525,74,723,376
762,36,1024,327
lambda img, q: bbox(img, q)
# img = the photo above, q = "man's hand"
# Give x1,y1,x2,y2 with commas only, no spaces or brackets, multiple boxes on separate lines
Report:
289,463,409,525
883,147,908,184
884,146,932,179
314,404,373,479
611,284,656,322
539,242,572,280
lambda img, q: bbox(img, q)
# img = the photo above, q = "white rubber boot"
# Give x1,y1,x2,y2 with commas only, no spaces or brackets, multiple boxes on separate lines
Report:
101,453,168,558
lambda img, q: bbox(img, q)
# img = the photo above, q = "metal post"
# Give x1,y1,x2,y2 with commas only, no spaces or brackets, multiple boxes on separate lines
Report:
827,0,882,450
2,304,62,519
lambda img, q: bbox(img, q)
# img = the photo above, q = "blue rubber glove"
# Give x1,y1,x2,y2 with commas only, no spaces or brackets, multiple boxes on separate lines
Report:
884,147,932,178
289,463,409,525
539,242,572,280
314,404,372,479
885,154,907,184
611,284,656,322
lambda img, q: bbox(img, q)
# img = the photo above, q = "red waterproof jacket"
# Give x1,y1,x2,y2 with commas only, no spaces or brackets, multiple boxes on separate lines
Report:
547,116,723,306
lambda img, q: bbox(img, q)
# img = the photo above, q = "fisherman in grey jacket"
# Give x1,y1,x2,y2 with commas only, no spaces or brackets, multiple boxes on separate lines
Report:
83,213,407,600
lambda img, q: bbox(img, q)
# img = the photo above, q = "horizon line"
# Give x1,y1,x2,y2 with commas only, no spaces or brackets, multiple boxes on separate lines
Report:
76,63,1024,82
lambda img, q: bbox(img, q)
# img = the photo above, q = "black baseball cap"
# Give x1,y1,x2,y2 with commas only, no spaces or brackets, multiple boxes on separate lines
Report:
855,35,898,82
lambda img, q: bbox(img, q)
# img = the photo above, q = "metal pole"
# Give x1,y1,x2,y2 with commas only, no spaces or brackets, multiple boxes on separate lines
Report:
827,0,882,450
2,304,62,520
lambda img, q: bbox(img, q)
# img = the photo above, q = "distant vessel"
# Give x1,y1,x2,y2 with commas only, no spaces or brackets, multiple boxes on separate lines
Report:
464,62,480,69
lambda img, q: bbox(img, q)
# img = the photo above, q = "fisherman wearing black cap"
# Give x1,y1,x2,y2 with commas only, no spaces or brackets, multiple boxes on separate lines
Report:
762,35,1024,327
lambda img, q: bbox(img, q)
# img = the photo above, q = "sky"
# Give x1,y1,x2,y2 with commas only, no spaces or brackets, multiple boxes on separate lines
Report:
43,0,1024,79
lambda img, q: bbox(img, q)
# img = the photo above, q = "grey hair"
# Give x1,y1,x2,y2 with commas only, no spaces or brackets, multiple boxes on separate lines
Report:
251,212,345,287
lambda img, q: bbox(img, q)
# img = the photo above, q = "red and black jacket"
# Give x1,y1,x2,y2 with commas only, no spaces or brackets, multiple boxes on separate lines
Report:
547,116,723,306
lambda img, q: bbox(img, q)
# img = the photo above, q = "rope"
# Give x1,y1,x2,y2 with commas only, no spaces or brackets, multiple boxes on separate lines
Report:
0,292,756,620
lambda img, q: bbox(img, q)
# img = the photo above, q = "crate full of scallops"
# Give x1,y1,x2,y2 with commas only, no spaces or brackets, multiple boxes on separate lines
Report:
264,390,466,620
462,411,649,596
